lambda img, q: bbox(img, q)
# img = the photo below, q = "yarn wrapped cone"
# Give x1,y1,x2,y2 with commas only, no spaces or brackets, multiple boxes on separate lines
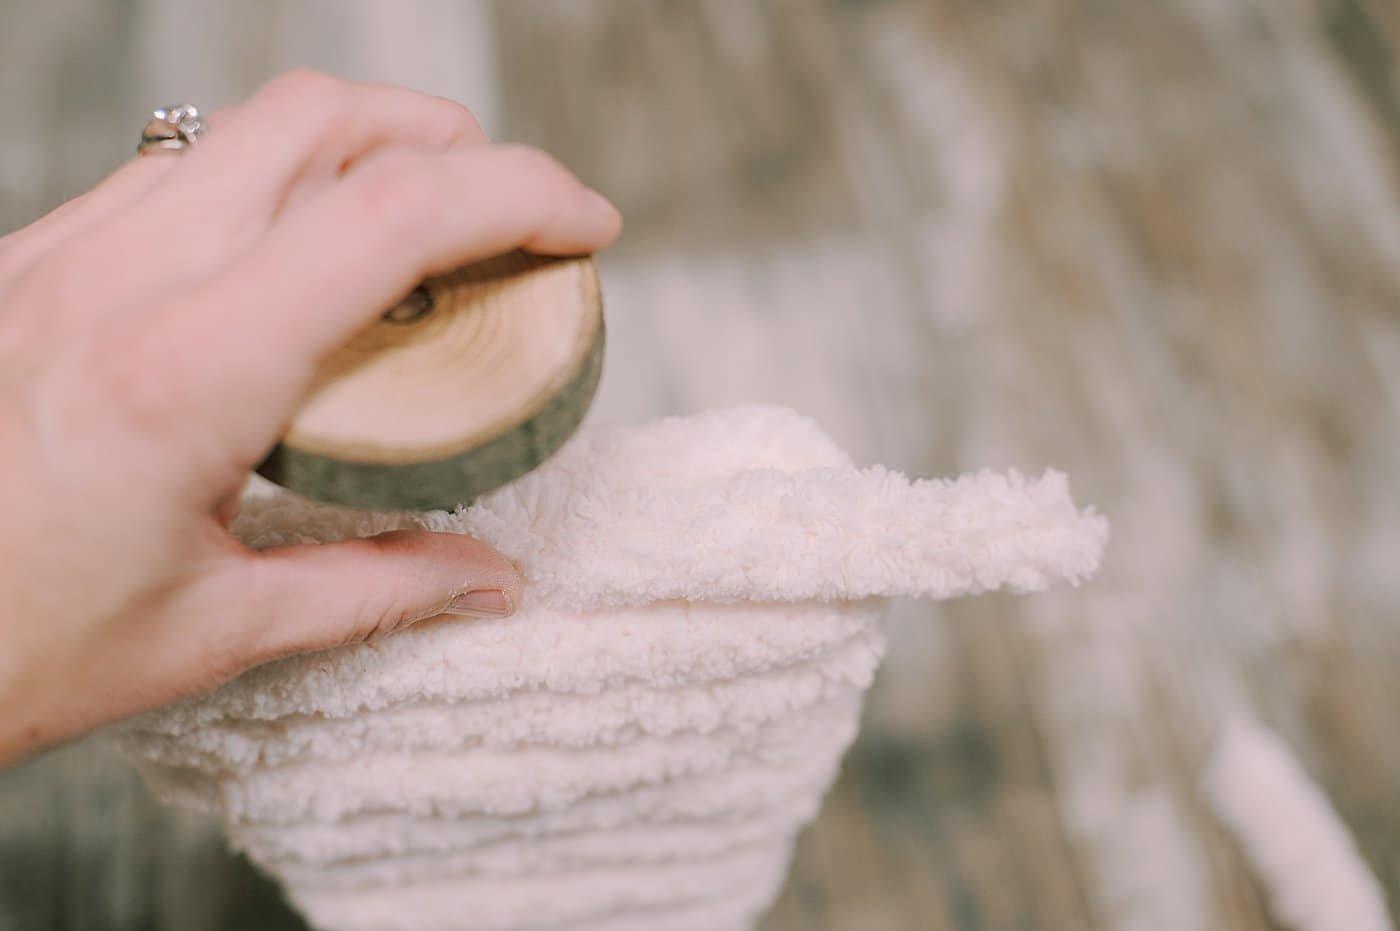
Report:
119,406,1107,931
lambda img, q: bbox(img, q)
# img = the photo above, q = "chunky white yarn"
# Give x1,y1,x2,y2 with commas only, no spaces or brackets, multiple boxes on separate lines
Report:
121,406,1105,931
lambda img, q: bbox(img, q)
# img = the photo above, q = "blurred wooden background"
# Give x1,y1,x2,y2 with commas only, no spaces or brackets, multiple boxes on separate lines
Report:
4,1,1400,928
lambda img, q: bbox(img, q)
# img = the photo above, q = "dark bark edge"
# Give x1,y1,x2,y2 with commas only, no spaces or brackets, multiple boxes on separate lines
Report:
256,325,605,512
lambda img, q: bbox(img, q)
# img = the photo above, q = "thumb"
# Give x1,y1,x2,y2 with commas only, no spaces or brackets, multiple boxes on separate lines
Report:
234,529,523,662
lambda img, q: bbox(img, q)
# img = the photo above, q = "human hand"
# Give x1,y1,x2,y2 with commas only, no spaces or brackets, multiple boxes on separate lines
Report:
0,71,622,765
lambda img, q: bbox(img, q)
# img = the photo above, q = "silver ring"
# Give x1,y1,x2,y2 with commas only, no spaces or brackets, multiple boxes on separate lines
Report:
137,104,206,156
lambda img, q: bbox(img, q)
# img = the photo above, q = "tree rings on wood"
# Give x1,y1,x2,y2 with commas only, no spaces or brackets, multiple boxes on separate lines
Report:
256,251,604,511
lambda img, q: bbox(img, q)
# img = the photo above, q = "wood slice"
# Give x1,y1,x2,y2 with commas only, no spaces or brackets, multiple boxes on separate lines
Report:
256,251,604,511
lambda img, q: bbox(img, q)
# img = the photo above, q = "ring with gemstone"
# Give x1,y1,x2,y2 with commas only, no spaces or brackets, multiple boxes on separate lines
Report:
137,104,206,156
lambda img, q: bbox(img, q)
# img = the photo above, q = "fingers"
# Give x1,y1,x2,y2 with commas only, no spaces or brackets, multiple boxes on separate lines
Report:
162,142,618,442
4,71,620,498
230,530,522,665
204,72,490,202
0,157,175,282
160,72,490,239
11,73,493,311
141,73,489,228
191,143,621,374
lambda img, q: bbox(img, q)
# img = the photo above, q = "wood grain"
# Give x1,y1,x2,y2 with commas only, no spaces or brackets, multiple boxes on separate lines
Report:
2,1,1399,929
257,252,604,510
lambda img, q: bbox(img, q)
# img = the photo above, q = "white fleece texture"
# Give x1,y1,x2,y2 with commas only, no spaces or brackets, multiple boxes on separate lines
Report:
121,406,1106,931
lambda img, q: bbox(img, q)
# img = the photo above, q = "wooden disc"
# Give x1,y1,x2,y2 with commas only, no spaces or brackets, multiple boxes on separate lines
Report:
256,251,604,511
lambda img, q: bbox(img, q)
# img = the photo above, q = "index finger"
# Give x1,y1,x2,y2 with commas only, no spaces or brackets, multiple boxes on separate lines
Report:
212,143,619,360
149,142,620,461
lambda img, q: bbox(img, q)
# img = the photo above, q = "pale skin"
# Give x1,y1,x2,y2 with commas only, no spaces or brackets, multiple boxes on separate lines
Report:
0,72,622,766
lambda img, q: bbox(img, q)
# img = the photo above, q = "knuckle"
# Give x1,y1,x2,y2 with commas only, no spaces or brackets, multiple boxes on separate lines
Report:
496,146,586,223
348,153,437,231
263,68,346,107
490,146,582,235
451,104,486,141
349,591,412,645
499,144,571,184
319,538,417,646
241,70,350,146
233,561,297,663
265,71,351,132
199,619,261,686
419,95,484,145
